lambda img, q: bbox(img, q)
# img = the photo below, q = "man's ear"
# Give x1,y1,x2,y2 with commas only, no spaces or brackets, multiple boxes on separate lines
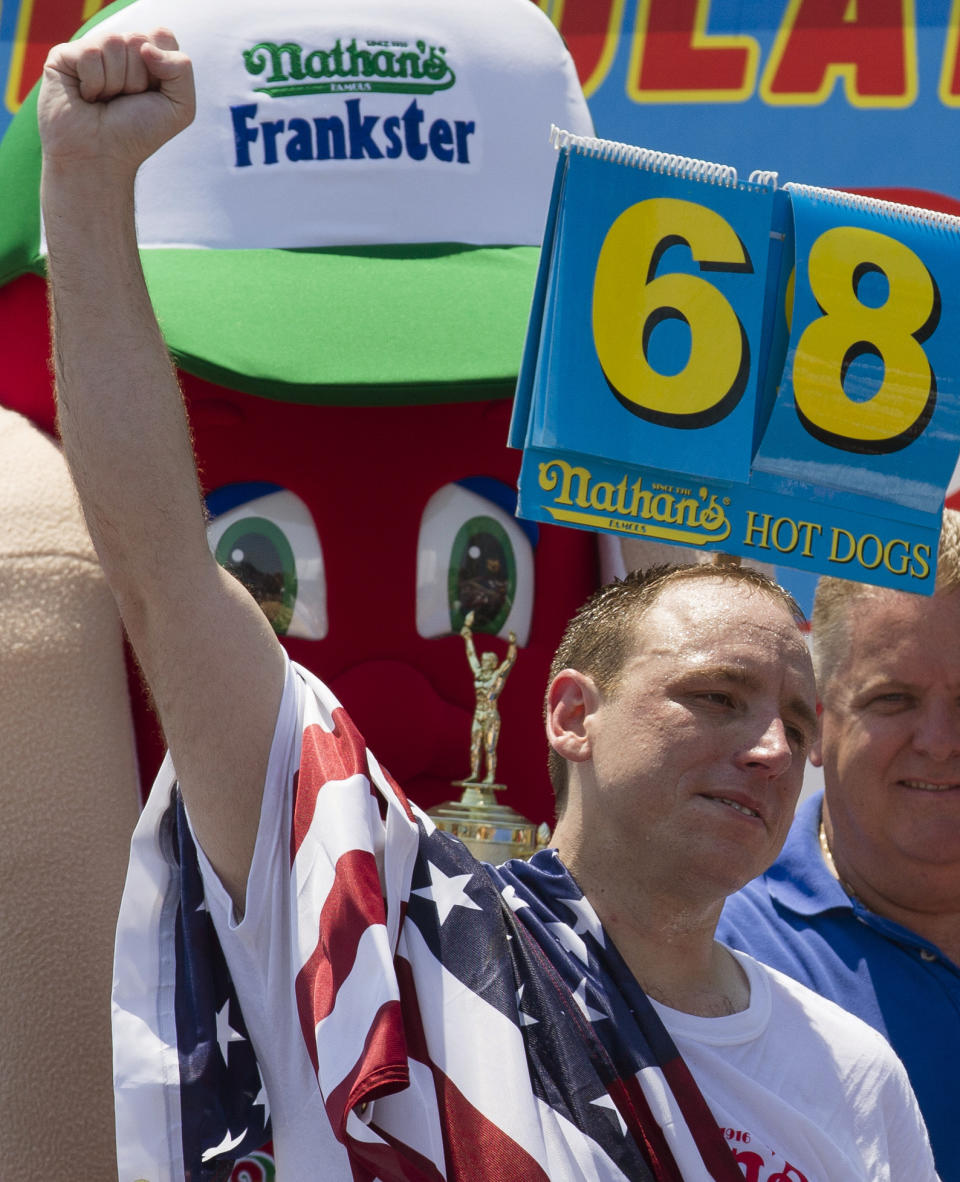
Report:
545,669,600,764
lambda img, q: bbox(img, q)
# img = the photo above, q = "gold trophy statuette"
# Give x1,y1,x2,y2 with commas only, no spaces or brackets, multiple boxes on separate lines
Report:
429,612,548,863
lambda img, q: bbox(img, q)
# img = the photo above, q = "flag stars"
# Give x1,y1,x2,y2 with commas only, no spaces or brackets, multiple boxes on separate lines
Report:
254,1076,270,1121
547,920,589,964
201,1128,248,1162
215,999,246,1065
590,1093,628,1137
412,861,483,926
500,884,529,913
572,977,605,1024
557,894,605,946
516,984,538,1027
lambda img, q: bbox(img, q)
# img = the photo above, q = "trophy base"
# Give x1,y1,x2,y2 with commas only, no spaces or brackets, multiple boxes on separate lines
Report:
429,783,549,865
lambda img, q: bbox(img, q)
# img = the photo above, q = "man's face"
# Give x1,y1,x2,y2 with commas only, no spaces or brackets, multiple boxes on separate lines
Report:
815,587,960,881
581,578,816,902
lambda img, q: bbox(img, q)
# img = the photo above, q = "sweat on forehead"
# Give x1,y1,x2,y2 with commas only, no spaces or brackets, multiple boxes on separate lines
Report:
549,563,804,692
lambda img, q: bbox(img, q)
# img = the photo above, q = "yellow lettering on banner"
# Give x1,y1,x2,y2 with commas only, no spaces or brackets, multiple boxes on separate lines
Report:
796,520,823,557
590,479,623,512
743,513,822,556
592,197,752,428
771,516,799,552
744,511,772,549
939,0,960,106
627,0,760,103
826,527,930,578
792,225,939,453
912,544,931,579
539,459,592,507
760,0,917,109
885,537,910,575
537,459,732,543
857,533,884,570
828,527,857,564
545,506,730,545
539,0,626,99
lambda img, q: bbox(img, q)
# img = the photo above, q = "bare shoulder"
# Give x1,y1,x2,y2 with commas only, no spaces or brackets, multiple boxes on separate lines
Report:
135,558,287,907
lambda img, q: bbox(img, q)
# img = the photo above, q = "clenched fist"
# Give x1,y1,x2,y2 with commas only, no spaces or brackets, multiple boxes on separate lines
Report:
39,27,195,177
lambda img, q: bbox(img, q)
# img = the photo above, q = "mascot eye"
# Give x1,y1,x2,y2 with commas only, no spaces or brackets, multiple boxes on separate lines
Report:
205,483,327,639
416,478,535,644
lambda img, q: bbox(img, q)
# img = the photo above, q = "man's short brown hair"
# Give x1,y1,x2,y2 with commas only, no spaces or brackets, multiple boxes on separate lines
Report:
812,508,960,703
545,562,805,817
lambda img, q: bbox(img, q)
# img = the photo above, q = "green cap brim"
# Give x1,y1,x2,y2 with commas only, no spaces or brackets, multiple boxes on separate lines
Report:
141,243,539,404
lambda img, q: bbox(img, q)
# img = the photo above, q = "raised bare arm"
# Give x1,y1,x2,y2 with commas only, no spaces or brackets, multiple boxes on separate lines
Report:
40,29,285,906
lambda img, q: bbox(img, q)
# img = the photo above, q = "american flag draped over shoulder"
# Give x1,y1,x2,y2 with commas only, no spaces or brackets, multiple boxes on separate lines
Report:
113,661,744,1182
113,763,274,1182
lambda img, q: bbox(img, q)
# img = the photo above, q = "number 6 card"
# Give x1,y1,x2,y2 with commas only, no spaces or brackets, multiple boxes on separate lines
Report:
515,134,777,486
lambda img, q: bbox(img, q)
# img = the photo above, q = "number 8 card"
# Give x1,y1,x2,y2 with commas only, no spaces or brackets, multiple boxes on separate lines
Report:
752,184,960,518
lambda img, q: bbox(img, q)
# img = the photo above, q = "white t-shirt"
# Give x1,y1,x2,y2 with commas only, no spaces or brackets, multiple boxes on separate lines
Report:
650,953,935,1181
183,658,936,1180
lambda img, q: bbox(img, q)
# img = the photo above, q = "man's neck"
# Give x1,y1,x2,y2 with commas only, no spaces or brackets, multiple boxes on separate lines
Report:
555,835,749,1016
820,812,960,966
632,938,751,1017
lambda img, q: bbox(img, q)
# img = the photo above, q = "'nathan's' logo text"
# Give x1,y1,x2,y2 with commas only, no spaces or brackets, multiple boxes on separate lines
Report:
243,37,455,98
230,35,473,167
537,459,732,545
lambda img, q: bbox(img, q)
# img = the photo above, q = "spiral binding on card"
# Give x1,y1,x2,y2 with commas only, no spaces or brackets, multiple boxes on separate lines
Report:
549,124,751,188
784,181,960,234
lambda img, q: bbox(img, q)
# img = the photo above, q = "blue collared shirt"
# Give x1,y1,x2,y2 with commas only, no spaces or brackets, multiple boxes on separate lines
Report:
718,792,960,1182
